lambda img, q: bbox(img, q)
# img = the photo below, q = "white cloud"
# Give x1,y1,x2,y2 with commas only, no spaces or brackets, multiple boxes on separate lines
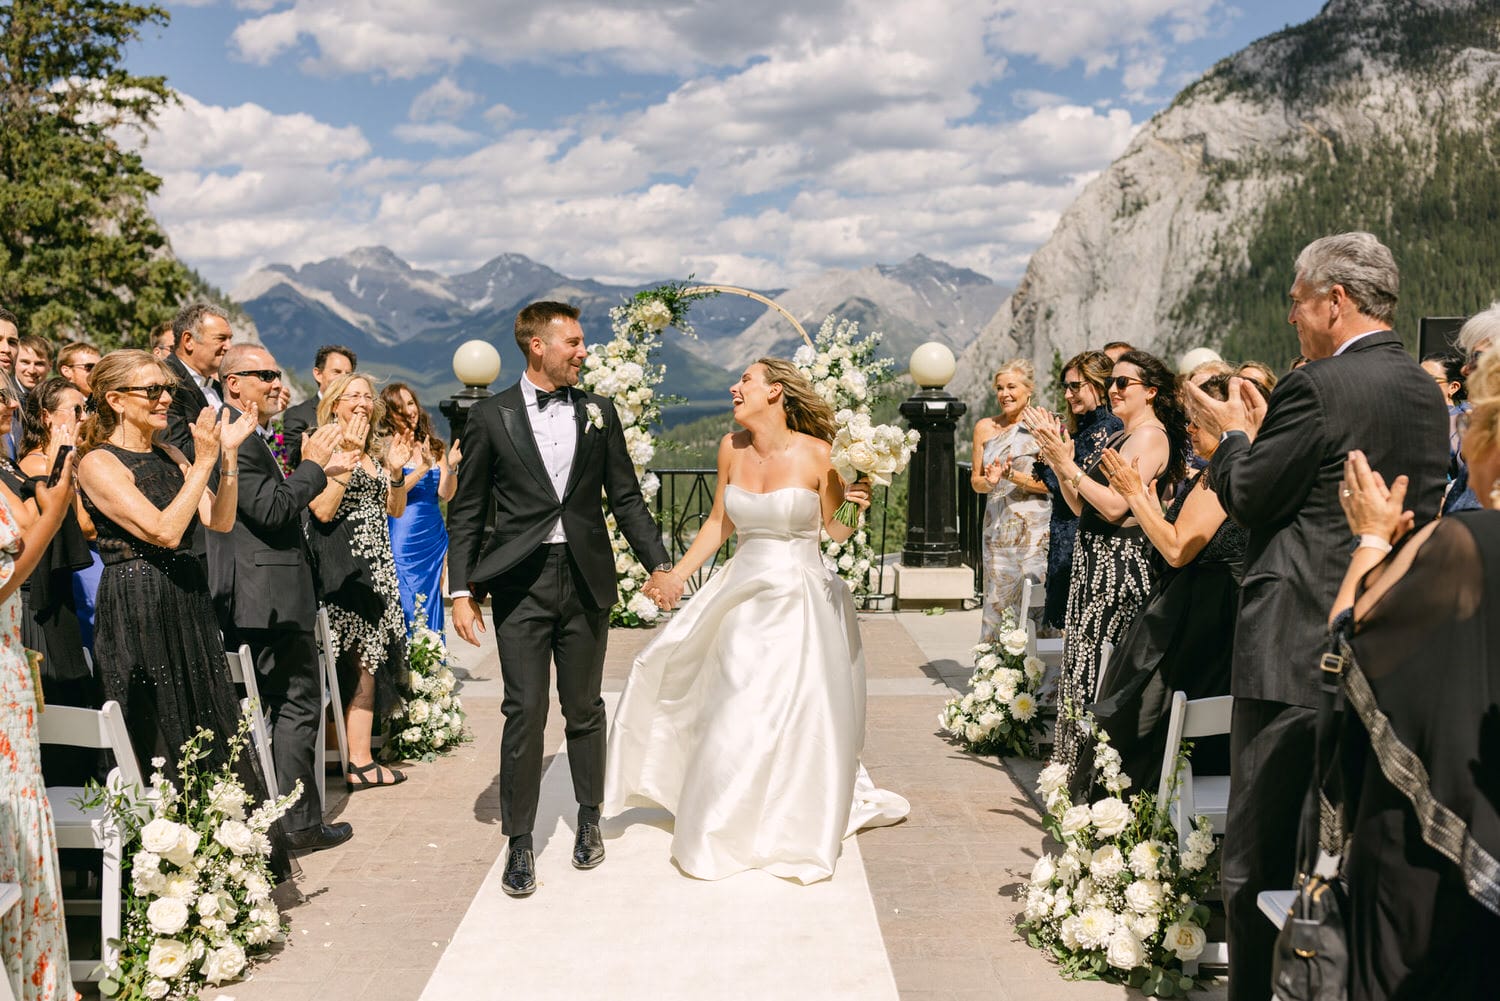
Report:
392,122,483,147
409,76,479,121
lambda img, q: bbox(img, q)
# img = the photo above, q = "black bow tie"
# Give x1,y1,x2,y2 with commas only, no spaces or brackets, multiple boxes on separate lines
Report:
535,387,573,411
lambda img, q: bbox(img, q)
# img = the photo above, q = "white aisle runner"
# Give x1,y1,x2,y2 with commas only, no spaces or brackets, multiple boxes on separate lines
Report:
420,718,900,1000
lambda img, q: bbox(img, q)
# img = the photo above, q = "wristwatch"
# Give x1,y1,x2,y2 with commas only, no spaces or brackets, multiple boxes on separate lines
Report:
652,561,674,574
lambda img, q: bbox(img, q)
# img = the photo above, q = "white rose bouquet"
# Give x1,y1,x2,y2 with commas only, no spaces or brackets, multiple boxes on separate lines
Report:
1018,721,1220,997
829,409,919,527
939,608,1048,756
383,594,469,761
77,714,301,1000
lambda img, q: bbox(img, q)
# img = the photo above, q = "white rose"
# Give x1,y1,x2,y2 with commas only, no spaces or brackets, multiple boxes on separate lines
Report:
1023,887,1051,922
200,940,247,984
975,653,1000,671
1073,876,1095,907
146,897,190,935
407,700,430,724
1106,927,1147,971
1076,906,1115,949
1008,692,1038,722
1060,805,1092,837
214,820,258,857
1088,845,1125,883
977,711,1003,732
1030,854,1057,886
401,726,422,743
147,939,191,979
1001,629,1029,656
140,818,183,856
1127,912,1159,941
143,979,169,999
432,731,446,748
971,680,994,702
1089,797,1131,838
162,826,201,869
1125,879,1164,914
627,591,660,622
133,850,162,874
1163,920,1207,961
1059,915,1082,950
837,554,854,571
1037,762,1070,796
794,345,816,366
1056,852,1082,882
964,721,984,743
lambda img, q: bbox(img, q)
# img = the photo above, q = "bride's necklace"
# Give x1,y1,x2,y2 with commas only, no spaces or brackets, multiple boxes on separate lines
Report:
750,437,793,463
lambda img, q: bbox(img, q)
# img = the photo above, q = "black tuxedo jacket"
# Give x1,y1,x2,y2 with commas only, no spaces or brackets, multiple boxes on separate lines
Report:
163,352,213,461
446,382,669,609
206,405,328,634
1208,330,1448,708
280,397,318,470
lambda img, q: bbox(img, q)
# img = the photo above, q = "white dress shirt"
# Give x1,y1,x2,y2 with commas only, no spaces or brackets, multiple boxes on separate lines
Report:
189,365,223,412
1332,329,1385,356
521,373,577,544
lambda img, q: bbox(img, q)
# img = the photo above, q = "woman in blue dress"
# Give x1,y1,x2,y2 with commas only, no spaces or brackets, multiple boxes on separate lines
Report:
381,383,455,632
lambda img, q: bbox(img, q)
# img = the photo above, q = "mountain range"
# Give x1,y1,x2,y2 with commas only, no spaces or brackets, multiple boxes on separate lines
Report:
235,248,1009,425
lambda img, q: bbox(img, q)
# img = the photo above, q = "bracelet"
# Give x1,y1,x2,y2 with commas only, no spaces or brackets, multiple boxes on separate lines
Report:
1357,533,1392,555
1067,469,1084,490
330,476,349,486
220,468,238,479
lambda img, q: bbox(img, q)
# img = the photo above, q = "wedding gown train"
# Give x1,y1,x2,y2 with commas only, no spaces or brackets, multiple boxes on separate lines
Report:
604,485,908,884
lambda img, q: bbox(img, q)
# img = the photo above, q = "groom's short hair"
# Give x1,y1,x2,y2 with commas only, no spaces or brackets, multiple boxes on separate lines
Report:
514,301,581,356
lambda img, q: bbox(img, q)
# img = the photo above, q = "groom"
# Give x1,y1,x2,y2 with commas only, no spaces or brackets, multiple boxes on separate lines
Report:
449,301,680,898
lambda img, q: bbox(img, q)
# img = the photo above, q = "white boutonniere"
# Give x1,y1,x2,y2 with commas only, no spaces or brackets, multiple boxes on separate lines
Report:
584,402,604,433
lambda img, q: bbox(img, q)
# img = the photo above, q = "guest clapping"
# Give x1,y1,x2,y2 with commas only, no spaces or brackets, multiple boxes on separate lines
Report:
380,382,455,633
970,360,1049,641
1027,350,1189,769
306,374,414,791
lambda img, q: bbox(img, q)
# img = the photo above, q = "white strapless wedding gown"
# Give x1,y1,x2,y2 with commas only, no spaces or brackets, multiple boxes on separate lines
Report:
604,485,909,884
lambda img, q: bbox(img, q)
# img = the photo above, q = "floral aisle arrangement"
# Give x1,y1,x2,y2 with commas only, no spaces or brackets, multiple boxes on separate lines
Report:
382,595,468,761
1018,726,1220,998
794,317,899,599
939,610,1047,756
81,718,300,1000
579,281,716,627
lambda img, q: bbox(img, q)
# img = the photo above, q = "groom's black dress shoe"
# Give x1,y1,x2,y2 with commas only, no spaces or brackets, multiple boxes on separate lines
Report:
572,822,605,870
285,822,353,854
502,846,537,896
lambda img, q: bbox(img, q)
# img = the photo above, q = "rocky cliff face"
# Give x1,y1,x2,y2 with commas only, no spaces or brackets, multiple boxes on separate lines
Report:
953,0,1500,409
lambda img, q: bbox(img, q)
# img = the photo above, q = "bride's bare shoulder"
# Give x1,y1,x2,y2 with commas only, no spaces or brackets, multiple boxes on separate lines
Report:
794,432,832,460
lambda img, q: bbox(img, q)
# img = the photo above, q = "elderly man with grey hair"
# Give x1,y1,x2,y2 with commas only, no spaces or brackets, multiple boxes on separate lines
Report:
1187,231,1449,1001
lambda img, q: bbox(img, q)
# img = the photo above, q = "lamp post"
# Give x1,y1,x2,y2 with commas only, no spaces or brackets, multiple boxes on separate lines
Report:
439,340,502,444
891,342,971,608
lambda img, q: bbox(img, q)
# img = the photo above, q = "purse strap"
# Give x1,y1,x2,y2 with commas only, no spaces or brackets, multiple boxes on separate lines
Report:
1294,610,1352,880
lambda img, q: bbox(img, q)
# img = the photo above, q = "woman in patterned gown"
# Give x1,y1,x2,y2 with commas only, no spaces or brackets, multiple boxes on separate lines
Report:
969,359,1050,641
306,374,415,791
1026,350,1190,771
0,439,78,1001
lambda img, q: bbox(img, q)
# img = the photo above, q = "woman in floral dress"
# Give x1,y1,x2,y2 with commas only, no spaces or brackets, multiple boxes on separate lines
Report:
970,360,1050,641
306,374,415,791
0,445,79,1001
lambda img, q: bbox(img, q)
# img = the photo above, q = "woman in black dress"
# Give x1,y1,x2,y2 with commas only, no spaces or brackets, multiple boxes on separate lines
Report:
1027,350,1190,770
306,373,414,791
1069,374,1253,799
1032,351,1121,629
74,351,290,874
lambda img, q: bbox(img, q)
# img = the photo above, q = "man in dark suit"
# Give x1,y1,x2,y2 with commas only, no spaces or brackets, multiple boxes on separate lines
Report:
0,307,24,458
1188,231,1449,1001
448,301,677,898
164,302,234,459
281,344,357,469
209,343,355,853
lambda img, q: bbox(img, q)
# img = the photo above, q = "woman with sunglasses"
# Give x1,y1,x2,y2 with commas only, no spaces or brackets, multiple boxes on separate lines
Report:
73,352,294,875
1030,351,1121,633
1025,350,1190,770
13,379,100,782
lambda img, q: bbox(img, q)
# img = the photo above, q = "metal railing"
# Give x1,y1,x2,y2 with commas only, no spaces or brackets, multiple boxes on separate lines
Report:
649,467,902,608
956,460,985,595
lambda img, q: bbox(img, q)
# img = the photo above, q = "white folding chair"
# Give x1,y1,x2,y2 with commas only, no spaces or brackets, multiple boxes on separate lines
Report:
1157,691,1233,972
38,701,145,983
1020,577,1064,669
225,645,279,798
0,882,20,1001
315,606,349,803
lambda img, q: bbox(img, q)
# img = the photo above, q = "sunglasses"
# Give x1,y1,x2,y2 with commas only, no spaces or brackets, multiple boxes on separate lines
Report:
118,384,175,399
69,361,98,372
51,404,84,418
1107,376,1145,391
1061,380,1086,393
228,369,282,382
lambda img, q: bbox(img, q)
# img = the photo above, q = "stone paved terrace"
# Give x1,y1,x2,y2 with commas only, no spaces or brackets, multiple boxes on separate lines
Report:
166,608,1228,1001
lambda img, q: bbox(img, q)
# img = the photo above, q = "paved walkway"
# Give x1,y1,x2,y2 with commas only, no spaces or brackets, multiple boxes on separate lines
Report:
212,608,1225,1001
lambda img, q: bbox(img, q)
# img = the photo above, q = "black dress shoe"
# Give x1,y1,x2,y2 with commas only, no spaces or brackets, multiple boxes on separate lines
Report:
285,822,353,854
572,821,605,870
502,846,537,897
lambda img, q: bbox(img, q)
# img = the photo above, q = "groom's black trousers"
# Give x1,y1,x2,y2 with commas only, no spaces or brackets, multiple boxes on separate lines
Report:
491,543,611,838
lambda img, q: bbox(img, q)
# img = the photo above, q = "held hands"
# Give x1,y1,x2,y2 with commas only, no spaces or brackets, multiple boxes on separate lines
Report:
189,407,223,466
643,570,684,612
1340,450,1413,544
221,403,259,452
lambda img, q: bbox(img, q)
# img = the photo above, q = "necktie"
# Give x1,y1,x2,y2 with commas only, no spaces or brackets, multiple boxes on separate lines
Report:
535,387,572,411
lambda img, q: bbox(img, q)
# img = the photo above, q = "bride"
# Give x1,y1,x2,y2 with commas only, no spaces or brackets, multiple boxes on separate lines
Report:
604,358,908,883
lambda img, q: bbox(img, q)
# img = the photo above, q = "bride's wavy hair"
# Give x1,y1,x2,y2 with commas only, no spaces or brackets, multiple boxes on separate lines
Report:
756,357,837,442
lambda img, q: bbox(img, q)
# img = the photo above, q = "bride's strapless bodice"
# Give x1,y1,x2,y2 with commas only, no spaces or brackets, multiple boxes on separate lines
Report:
725,485,822,555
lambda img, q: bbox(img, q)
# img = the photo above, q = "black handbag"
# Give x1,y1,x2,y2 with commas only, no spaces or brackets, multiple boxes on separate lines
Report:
1270,618,1351,1001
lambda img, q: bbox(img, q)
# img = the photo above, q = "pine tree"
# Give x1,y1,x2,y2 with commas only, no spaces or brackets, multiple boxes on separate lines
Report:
0,0,194,346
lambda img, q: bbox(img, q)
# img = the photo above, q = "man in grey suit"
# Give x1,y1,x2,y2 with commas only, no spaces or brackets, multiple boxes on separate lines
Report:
209,343,355,853
1188,232,1449,1000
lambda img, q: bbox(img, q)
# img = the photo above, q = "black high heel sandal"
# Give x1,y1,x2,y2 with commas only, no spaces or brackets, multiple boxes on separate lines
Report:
346,761,407,791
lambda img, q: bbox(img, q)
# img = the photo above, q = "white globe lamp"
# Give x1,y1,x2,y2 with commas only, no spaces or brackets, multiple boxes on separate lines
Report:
452,339,502,388
1177,346,1223,375
909,342,957,390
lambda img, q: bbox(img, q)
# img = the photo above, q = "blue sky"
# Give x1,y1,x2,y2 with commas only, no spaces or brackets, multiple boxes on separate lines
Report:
129,0,1324,294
